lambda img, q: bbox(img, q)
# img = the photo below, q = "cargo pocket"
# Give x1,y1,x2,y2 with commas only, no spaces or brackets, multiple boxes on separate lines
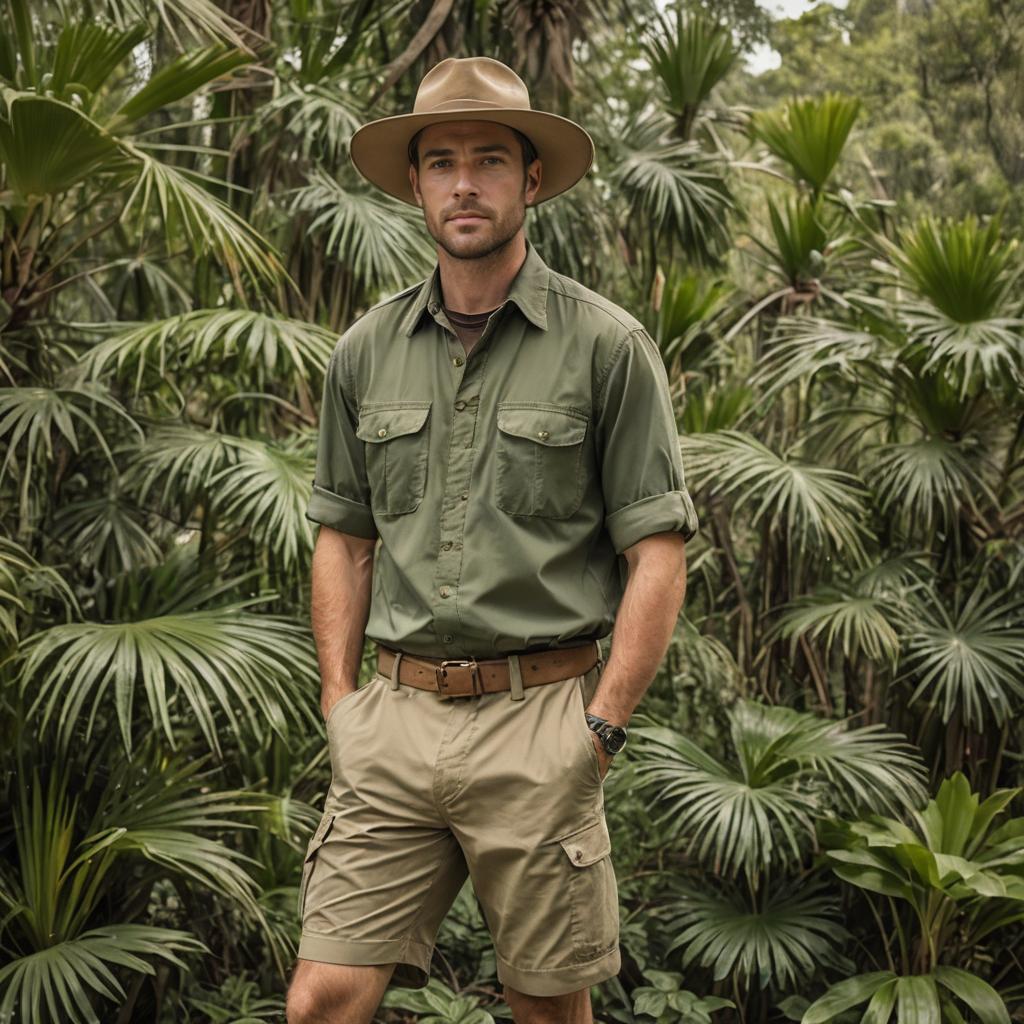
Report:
356,401,431,514
557,816,619,962
298,811,336,921
494,403,587,519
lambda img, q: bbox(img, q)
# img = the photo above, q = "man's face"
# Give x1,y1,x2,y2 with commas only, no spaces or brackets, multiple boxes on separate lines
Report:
408,120,542,261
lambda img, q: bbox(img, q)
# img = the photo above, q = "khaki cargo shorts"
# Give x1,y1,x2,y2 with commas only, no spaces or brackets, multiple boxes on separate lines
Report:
296,655,620,997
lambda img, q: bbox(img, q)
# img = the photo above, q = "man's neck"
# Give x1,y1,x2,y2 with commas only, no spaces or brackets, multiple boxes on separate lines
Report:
436,234,527,314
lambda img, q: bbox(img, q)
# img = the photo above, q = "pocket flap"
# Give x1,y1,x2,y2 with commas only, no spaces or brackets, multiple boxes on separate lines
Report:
497,405,587,446
305,811,336,861
356,403,431,442
558,817,611,867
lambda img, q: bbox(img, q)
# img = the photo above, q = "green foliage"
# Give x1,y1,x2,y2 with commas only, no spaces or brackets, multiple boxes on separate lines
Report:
2,0,1023,1018
632,968,734,1022
748,93,862,194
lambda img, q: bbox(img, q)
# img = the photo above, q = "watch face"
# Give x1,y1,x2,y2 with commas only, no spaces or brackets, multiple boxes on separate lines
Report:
605,726,627,754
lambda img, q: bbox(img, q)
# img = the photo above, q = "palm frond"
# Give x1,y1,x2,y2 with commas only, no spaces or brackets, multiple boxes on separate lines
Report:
865,435,997,538
753,316,888,400
287,168,434,291
18,598,320,755
898,579,1024,728
0,926,205,1024
665,877,853,991
628,700,925,881
610,110,735,263
118,144,288,291
681,430,874,564
209,436,316,569
80,310,337,394
748,93,861,192
642,7,738,138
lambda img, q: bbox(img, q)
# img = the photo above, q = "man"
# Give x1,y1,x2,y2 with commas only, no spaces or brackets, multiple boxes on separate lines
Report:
287,56,699,1024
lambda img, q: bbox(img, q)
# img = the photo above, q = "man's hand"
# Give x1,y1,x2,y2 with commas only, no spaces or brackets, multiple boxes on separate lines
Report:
321,686,356,723
588,730,614,780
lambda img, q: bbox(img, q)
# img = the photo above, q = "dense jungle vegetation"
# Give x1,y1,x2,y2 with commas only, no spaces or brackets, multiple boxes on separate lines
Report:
1,0,1023,1021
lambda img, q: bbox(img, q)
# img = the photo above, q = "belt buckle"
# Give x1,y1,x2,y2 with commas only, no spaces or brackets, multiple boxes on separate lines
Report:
435,658,481,698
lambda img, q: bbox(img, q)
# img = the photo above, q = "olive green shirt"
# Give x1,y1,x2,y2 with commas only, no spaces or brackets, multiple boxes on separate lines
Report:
306,238,699,659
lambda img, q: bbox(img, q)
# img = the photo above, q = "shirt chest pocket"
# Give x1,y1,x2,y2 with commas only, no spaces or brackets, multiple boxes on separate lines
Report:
356,401,432,515
494,402,588,519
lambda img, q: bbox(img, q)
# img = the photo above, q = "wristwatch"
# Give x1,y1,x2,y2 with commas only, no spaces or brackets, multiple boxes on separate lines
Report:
585,713,628,756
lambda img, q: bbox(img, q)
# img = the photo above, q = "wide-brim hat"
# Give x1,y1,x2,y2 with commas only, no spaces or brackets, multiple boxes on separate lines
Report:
349,56,595,206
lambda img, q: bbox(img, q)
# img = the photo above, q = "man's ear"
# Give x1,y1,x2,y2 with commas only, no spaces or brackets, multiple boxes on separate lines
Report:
409,163,423,206
524,157,542,207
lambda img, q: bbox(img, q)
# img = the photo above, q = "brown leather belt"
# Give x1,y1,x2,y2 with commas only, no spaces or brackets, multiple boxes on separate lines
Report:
376,641,600,698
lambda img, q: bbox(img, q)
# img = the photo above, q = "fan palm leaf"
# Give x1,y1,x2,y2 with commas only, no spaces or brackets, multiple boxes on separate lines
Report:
610,110,735,263
0,536,78,645
753,316,888,401
629,700,926,881
889,214,1024,396
125,424,247,510
897,579,1024,728
0,925,205,1024
18,596,320,755
52,489,165,577
642,6,738,139
287,168,434,292
748,93,861,193
80,310,337,394
680,430,874,565
209,436,316,569
664,877,852,991
865,435,997,538
0,385,142,526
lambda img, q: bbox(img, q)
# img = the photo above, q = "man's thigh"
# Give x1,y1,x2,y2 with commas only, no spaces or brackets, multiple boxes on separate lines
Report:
296,673,469,989
446,664,621,997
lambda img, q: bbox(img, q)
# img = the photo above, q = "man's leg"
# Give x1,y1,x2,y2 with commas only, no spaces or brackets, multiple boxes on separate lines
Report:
503,983,595,1024
286,960,396,1024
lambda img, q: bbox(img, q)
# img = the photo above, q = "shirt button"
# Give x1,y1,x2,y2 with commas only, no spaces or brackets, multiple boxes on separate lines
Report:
538,430,549,439
429,301,440,314
442,633,454,642
377,428,388,438
441,540,453,550
454,400,466,411
460,492,468,500
453,356,464,366
439,585,451,597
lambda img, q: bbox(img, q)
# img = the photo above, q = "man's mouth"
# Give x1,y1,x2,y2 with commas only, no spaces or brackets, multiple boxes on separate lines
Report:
449,213,487,223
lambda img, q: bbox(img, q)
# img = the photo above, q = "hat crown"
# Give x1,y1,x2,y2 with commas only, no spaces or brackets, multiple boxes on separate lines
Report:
413,57,532,115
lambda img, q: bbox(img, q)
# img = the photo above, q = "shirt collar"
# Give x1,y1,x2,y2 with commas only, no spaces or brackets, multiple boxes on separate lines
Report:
401,237,550,337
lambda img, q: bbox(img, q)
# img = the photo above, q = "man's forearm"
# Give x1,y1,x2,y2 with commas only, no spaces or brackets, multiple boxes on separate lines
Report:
310,527,376,719
586,532,688,725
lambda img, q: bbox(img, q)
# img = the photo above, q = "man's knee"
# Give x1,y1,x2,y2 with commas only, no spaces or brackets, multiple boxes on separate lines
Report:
286,960,392,1024
502,983,592,1024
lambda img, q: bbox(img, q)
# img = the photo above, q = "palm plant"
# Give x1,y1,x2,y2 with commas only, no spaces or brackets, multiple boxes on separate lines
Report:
642,6,738,142
0,743,266,1024
626,700,926,1001
748,93,862,197
802,771,1024,1022
16,545,321,755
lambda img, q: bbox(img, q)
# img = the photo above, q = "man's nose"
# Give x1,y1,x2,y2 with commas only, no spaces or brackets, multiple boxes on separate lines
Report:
452,165,479,196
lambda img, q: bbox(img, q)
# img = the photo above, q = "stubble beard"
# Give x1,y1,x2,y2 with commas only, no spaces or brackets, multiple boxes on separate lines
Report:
427,200,526,262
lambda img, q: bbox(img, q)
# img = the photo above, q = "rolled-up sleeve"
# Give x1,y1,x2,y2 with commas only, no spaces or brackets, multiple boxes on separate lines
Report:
595,328,699,554
305,337,377,538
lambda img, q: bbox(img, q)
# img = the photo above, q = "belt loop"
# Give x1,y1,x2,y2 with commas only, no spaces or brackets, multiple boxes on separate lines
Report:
507,652,525,701
594,638,605,674
389,650,403,690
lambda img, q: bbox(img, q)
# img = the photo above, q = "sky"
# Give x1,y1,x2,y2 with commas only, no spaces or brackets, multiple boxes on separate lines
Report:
671,0,849,76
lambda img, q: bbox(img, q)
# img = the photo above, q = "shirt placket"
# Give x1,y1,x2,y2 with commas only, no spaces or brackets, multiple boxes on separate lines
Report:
429,299,503,651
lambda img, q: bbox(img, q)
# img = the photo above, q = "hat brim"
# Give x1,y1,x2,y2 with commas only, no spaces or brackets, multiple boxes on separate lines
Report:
348,108,595,206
